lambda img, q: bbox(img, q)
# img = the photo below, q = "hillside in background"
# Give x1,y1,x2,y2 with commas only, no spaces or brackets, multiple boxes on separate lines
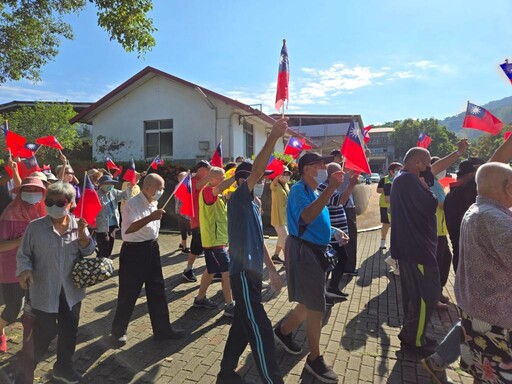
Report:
440,96,512,138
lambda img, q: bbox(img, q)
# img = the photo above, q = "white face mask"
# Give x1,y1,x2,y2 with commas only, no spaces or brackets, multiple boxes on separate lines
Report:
153,189,164,201
313,169,328,185
253,183,264,198
435,170,447,180
21,192,43,205
46,205,69,219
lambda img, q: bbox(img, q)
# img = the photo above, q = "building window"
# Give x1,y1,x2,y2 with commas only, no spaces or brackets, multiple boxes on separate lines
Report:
144,119,173,158
243,121,254,157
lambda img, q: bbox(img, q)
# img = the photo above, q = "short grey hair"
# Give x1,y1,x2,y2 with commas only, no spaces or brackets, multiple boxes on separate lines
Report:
46,181,76,204
55,164,73,175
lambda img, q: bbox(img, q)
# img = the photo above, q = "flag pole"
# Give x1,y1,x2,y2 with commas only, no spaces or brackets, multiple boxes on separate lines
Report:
161,170,190,211
80,171,87,219
7,147,11,161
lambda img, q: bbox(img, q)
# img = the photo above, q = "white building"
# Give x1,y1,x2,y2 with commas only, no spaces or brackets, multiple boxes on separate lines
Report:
71,66,290,163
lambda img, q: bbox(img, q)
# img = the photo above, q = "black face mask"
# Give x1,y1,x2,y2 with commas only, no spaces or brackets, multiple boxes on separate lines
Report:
419,166,435,187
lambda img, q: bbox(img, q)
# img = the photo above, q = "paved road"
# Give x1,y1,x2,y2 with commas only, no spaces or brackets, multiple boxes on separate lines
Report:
0,230,472,383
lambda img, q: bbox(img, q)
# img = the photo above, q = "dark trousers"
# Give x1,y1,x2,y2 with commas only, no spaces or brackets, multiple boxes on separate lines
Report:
111,240,172,338
436,236,452,289
344,207,358,272
398,260,440,348
0,282,25,324
327,243,348,289
177,215,191,241
32,289,81,369
96,225,117,258
220,271,283,384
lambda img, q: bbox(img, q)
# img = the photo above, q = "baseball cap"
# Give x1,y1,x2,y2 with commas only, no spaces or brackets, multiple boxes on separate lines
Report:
457,157,485,177
234,161,273,182
298,152,334,174
195,160,211,171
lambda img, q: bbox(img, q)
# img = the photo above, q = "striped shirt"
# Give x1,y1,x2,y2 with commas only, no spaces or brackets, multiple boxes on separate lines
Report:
16,215,96,313
317,181,348,234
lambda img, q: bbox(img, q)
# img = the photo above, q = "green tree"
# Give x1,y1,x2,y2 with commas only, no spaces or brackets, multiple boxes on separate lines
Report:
470,126,512,160
391,118,458,160
0,0,156,83
1,103,81,163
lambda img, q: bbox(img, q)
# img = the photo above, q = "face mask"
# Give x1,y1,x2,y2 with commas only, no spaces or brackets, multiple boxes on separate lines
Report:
102,185,114,192
314,169,328,185
280,175,290,183
419,166,435,187
253,183,264,198
21,192,43,205
153,189,164,201
46,205,69,219
435,170,446,180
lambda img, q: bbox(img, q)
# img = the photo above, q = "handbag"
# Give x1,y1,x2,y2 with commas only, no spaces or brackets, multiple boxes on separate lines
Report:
72,257,115,288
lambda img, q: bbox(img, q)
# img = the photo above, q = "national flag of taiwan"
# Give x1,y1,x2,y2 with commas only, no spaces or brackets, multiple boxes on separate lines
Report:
18,156,41,179
463,102,503,135
362,126,372,144
74,174,102,227
505,132,512,141
174,172,194,217
500,61,512,85
275,40,289,112
24,143,40,152
417,133,432,149
150,155,164,170
266,156,286,179
3,128,33,158
284,137,312,159
35,135,63,150
105,157,119,171
123,159,137,185
341,121,371,174
210,140,223,168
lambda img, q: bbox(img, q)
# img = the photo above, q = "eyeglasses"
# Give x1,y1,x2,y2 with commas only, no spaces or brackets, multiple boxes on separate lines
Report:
44,199,69,208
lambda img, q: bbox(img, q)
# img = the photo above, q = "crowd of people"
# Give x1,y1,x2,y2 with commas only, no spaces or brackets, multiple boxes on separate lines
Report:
0,117,511,384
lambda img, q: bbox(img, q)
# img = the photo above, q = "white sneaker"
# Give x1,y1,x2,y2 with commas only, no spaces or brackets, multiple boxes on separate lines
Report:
384,255,397,269
392,267,400,276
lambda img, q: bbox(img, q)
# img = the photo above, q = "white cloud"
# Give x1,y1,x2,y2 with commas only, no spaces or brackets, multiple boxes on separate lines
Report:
0,84,107,104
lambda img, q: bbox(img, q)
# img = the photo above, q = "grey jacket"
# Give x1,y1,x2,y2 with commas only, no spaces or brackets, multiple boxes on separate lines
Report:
95,187,132,232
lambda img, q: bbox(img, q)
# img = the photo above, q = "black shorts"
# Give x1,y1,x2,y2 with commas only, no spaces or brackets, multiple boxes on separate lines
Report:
380,207,390,224
204,247,230,274
190,228,203,255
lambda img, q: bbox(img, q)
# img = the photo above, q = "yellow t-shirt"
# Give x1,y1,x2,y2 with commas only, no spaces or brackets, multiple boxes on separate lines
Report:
270,181,289,227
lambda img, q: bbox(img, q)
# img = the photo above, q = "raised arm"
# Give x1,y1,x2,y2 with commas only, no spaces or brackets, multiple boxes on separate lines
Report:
431,139,469,175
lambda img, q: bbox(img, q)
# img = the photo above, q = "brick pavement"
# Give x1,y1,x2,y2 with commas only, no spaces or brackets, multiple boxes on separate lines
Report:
0,230,473,384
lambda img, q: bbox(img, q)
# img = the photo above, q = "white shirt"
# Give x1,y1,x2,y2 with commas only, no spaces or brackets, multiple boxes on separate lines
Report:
121,192,160,242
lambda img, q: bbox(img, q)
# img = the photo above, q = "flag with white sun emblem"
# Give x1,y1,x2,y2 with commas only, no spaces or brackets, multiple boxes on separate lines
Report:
341,121,371,174
463,102,503,135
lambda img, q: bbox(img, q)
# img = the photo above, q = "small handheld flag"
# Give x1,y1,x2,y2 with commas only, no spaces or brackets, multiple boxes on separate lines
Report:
35,135,63,150
284,137,312,159
417,133,432,149
266,156,286,179
463,102,503,135
74,173,102,227
105,157,119,171
362,126,372,144
150,155,164,170
341,121,371,174
123,159,137,185
210,140,223,168
275,39,290,113
174,172,194,217
500,60,512,85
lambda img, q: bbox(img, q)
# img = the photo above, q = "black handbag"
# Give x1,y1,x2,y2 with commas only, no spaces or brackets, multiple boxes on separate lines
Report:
72,257,115,288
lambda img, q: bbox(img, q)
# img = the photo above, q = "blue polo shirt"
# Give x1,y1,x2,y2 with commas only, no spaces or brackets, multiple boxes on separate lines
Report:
287,180,332,246
227,181,265,275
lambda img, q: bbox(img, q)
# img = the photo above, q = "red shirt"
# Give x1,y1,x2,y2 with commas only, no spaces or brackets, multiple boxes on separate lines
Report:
190,177,204,229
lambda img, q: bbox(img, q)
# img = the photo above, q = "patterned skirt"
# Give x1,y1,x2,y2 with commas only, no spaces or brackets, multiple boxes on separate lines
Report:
460,311,512,384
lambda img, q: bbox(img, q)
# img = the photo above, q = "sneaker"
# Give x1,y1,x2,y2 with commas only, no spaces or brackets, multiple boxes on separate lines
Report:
271,255,284,264
325,297,335,307
380,240,387,250
273,325,302,355
384,255,397,269
193,296,217,309
420,356,454,384
261,280,270,289
154,327,185,341
326,287,349,299
216,370,256,384
110,334,127,346
212,273,223,282
182,247,190,254
304,355,338,383
223,302,235,317
179,244,183,249
0,334,7,353
392,267,400,276
53,366,83,384
182,269,197,282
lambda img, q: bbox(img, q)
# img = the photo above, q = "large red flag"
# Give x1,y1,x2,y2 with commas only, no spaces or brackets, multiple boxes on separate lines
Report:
74,174,102,227
18,156,40,179
284,137,312,159
5,131,33,158
265,156,286,179
210,140,223,168
275,40,289,112
463,102,503,135
341,121,371,174
174,172,194,217
417,133,432,149
123,159,137,185
35,135,63,150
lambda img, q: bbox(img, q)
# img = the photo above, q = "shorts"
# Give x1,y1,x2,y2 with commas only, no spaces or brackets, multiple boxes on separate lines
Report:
285,235,326,312
190,227,203,255
204,247,230,274
273,225,289,249
380,207,390,224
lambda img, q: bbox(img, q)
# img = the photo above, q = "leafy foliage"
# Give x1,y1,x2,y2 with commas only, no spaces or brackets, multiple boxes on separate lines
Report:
470,126,512,161
0,0,156,83
390,118,458,159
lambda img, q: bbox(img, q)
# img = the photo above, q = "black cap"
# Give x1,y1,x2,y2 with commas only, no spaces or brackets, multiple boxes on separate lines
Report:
234,161,273,182
195,160,211,171
330,149,341,156
457,157,485,177
298,152,334,174
98,175,117,185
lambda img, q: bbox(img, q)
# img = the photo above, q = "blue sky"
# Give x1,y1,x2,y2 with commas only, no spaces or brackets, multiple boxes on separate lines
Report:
1,0,512,125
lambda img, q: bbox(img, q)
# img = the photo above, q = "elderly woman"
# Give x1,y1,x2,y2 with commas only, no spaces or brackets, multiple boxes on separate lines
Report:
56,153,81,202
16,182,95,384
0,177,46,353
270,166,292,264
